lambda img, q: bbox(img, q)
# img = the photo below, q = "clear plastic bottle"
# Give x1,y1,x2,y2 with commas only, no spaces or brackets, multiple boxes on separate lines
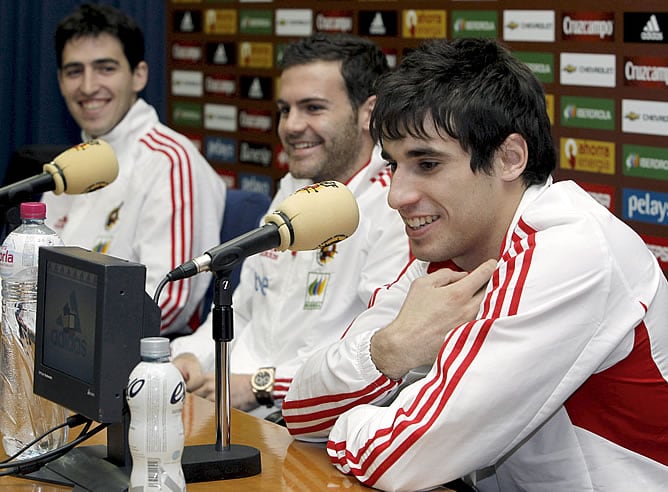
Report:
0,202,68,458
127,337,186,491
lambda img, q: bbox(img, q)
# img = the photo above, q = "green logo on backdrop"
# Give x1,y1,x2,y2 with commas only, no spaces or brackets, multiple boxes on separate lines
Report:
451,11,497,38
239,9,273,35
172,102,202,128
623,144,668,181
275,43,288,67
513,51,554,84
561,96,615,130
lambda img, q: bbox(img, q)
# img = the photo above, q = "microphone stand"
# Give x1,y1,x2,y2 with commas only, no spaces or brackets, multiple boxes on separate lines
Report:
180,269,261,482
213,272,233,450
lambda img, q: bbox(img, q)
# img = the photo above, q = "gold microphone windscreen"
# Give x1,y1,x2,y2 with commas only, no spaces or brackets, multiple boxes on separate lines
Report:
42,139,119,195
264,180,360,251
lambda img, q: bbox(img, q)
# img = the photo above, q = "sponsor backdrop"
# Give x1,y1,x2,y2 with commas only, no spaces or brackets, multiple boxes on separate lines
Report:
167,0,668,276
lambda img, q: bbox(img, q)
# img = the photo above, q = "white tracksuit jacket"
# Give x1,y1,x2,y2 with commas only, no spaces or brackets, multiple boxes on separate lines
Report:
43,99,226,336
171,146,411,405
283,178,668,491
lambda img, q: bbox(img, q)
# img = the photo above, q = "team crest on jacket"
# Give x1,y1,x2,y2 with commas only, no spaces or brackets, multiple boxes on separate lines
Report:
370,167,391,187
53,215,68,230
92,236,111,254
317,244,337,265
105,202,123,229
304,272,330,310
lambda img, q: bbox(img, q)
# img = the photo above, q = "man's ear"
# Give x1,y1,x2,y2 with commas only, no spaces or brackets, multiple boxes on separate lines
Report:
132,61,149,93
57,70,65,94
497,133,528,182
359,95,376,131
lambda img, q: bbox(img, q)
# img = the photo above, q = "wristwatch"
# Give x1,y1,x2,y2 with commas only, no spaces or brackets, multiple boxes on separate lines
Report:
251,367,275,407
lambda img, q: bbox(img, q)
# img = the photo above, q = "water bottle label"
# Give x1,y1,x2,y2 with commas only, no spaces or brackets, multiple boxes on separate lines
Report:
170,380,186,405
0,233,62,279
0,243,18,277
0,246,15,275
127,362,186,491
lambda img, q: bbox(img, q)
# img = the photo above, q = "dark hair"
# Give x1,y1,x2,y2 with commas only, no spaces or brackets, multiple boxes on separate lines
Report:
55,3,145,71
371,38,556,186
280,33,390,112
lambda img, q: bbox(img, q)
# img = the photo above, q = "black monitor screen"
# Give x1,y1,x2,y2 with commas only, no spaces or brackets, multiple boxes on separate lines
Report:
42,261,97,385
35,246,160,423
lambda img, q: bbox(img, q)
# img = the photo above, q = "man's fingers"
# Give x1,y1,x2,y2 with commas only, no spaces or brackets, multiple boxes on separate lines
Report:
192,379,215,401
427,259,497,290
456,259,497,294
427,268,469,287
185,373,205,392
172,353,201,382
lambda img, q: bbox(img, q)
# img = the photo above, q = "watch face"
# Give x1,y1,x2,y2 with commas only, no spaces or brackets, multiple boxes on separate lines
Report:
252,368,275,406
253,370,272,389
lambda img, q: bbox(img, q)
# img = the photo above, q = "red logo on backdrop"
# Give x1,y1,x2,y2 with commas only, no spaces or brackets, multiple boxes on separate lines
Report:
562,12,615,42
381,47,398,68
238,108,273,133
217,169,236,189
624,56,668,88
642,234,668,272
204,73,236,97
274,144,289,171
183,133,203,152
171,41,203,63
315,11,354,33
578,182,615,212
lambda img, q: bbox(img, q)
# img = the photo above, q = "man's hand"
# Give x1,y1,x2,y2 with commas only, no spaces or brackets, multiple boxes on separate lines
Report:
230,374,257,411
370,259,496,380
171,354,259,410
172,353,207,393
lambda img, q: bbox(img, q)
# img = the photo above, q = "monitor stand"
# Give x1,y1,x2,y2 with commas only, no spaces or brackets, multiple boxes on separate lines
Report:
19,426,261,490
26,444,130,491
17,420,131,491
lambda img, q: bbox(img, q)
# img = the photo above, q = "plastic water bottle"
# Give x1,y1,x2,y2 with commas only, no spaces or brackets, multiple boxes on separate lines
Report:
0,202,68,459
127,337,186,491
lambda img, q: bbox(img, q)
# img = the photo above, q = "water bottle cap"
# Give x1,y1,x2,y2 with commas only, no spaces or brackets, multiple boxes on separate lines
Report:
20,202,46,219
140,337,171,359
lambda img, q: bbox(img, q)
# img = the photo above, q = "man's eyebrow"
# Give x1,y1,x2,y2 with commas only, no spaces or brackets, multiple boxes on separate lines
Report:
277,96,330,106
381,146,448,161
61,58,121,70
91,58,121,66
405,146,448,158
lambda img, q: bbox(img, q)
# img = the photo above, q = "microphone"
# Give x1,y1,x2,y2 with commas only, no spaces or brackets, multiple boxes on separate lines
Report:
166,180,360,281
0,139,119,205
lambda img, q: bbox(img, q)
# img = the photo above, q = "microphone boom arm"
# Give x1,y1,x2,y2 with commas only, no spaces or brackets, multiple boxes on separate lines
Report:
0,172,54,205
166,223,282,281
209,223,280,272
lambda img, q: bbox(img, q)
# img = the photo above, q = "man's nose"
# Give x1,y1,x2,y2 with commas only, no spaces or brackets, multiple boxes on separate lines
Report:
80,68,99,94
387,166,419,211
281,109,307,134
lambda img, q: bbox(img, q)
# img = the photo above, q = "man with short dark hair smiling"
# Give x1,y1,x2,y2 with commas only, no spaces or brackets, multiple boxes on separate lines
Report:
44,4,226,337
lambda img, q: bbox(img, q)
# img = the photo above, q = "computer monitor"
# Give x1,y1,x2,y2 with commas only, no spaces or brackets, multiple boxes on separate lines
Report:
34,246,160,424
32,246,260,488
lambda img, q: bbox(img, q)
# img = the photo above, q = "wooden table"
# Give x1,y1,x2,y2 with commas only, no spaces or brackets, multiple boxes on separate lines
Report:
0,394,373,490
0,394,457,491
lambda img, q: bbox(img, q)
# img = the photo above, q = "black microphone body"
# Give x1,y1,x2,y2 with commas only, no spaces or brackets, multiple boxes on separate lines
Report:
0,172,58,205
167,223,281,281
